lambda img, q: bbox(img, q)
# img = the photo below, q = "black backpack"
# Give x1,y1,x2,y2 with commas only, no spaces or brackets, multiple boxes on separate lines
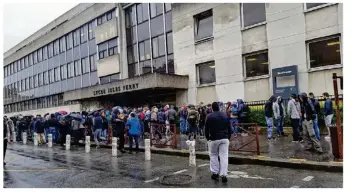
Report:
242,104,250,114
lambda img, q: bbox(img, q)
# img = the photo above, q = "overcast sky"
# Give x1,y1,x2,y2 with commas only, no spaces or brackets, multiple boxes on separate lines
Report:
3,3,78,52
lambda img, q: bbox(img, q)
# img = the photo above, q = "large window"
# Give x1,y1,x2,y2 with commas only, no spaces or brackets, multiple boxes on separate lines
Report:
34,74,38,88
66,33,73,50
152,35,165,58
197,61,216,85
167,32,173,54
126,5,136,28
98,42,108,59
88,21,96,40
49,69,55,83
25,78,29,90
244,51,269,78
137,3,149,24
73,29,80,47
165,3,172,12
74,60,81,76
33,51,38,64
107,10,115,21
29,76,33,89
60,36,66,53
43,46,48,60
54,39,60,55
43,71,48,85
308,36,341,68
194,10,213,41
241,3,266,28
80,24,88,43
48,43,54,58
82,57,89,74
55,67,60,82
150,3,163,18
68,62,74,78
108,38,118,56
61,65,67,80
90,55,97,71
29,54,33,66
38,73,43,86
305,3,328,10
38,48,43,62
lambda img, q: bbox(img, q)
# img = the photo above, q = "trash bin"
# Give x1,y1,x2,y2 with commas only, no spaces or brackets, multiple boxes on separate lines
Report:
329,124,343,159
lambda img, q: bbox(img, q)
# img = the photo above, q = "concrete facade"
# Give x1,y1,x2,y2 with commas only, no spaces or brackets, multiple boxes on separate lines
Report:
172,3,343,103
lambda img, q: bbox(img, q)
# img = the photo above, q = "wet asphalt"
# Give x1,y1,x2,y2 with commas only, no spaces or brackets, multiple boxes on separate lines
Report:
3,143,342,188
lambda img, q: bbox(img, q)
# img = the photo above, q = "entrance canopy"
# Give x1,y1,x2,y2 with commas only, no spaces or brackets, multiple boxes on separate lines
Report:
63,73,189,102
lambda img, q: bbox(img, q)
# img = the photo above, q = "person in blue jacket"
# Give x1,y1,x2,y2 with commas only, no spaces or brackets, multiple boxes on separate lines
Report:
323,92,334,140
126,112,141,154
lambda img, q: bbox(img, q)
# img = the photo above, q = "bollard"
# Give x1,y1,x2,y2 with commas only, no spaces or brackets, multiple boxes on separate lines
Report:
145,139,151,161
33,133,38,146
23,132,27,145
85,136,90,153
13,132,17,143
186,140,196,167
112,137,117,157
48,134,53,148
66,135,71,150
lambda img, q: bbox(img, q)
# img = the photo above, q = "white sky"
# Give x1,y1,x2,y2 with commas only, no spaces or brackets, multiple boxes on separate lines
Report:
3,3,78,52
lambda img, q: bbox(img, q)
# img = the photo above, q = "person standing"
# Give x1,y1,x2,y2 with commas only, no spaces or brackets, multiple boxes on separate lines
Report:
309,93,321,140
205,102,231,183
35,115,46,145
187,105,199,140
322,92,333,140
237,99,250,136
273,96,286,137
265,96,276,140
198,106,207,136
111,109,126,153
287,94,303,142
300,93,323,153
126,113,141,154
93,112,103,148
4,118,8,166
45,114,60,144
229,102,239,135
179,106,188,134
144,107,151,136
4,116,14,142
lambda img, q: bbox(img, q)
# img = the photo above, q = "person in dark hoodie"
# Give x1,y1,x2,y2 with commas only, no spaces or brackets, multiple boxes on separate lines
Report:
322,92,333,140
35,115,46,145
45,114,60,144
265,95,276,140
300,92,323,153
4,118,8,165
111,109,126,153
309,93,321,140
205,102,231,183
237,99,250,136
93,112,103,148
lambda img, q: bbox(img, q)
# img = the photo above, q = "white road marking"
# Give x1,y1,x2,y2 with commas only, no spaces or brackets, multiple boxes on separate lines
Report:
144,177,160,183
291,186,300,188
303,176,314,181
227,171,274,180
197,164,209,168
173,169,188,174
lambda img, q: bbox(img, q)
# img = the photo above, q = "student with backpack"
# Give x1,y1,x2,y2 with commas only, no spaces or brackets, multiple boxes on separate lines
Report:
187,105,199,140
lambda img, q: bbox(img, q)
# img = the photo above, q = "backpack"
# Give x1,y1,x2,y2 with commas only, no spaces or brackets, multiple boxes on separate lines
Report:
187,110,197,125
151,112,157,121
139,112,146,121
157,111,165,123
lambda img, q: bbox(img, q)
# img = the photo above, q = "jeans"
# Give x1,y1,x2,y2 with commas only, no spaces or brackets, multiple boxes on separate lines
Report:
291,118,301,141
208,139,230,176
265,116,274,139
180,118,187,134
94,129,102,146
302,119,322,152
128,135,139,151
229,118,238,134
101,129,107,138
140,121,145,134
276,116,284,135
46,127,58,143
313,118,320,140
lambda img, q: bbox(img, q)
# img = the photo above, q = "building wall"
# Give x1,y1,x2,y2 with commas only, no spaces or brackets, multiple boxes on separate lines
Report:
172,3,343,103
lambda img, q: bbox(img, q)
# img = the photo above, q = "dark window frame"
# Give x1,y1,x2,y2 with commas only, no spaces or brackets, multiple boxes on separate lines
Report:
82,57,90,74
74,60,81,76
241,3,266,29
66,33,73,50
194,9,214,41
89,55,97,72
243,51,270,78
197,61,216,85
80,24,88,44
54,67,60,82
88,20,96,40
61,65,67,80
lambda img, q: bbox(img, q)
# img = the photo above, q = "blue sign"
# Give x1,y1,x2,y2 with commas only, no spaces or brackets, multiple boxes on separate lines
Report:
272,65,299,99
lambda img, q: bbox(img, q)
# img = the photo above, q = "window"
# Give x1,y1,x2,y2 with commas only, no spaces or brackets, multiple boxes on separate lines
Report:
197,61,216,85
43,71,49,85
241,3,266,28
68,62,74,78
100,76,110,84
58,94,64,106
38,48,43,62
33,51,38,64
34,75,38,88
54,39,60,55
97,13,107,25
48,42,54,58
52,95,58,107
73,29,80,47
137,3,148,24
60,36,66,53
137,21,149,41
55,67,60,82
81,57,89,74
126,5,136,27
14,61,17,73
74,60,81,76
38,73,43,86
244,51,269,78
110,73,119,82
29,54,33,66
89,55,97,71
194,10,213,41
29,76,33,89
10,63,13,75
25,78,29,90
108,38,118,56
98,42,108,59
305,3,328,10
17,60,21,70
66,33,73,50
43,46,48,60
150,3,163,18
80,24,88,43
165,3,172,12
145,39,151,60
308,36,341,68
107,10,114,21
17,81,20,92
152,35,165,58
61,65,67,80
167,32,173,54
88,21,96,40
48,69,54,83
139,42,145,61
21,58,25,69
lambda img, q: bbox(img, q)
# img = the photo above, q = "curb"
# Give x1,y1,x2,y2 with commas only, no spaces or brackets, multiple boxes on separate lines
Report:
95,143,343,173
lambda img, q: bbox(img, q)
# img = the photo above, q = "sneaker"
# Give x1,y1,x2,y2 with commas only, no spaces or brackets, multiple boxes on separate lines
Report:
211,174,219,180
221,176,228,183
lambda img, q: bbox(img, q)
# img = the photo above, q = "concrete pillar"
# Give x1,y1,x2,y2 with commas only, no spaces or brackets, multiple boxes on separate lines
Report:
22,132,27,145
48,134,53,148
85,136,90,153
33,133,38,146
145,139,151,161
112,137,117,157
66,135,71,150
186,140,196,167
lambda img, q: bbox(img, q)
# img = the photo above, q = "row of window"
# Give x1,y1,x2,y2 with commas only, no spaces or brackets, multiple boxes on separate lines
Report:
3,94,80,114
98,38,119,59
97,9,116,25
4,16,98,78
197,35,342,85
100,73,120,84
4,55,97,97
126,3,171,28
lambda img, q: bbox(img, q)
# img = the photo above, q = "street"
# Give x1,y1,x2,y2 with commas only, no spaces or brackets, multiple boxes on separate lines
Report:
4,144,342,188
